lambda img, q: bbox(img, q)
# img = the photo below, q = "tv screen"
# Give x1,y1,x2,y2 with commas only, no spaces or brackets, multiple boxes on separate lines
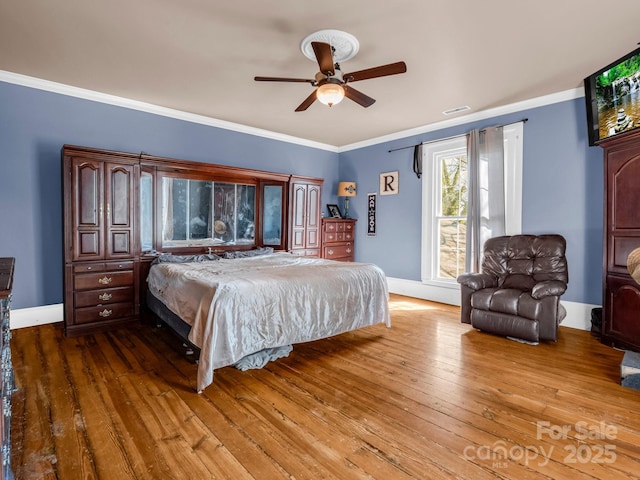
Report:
584,46,640,146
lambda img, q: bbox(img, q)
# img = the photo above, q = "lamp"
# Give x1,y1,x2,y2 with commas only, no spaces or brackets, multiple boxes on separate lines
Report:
337,181,356,218
316,82,345,107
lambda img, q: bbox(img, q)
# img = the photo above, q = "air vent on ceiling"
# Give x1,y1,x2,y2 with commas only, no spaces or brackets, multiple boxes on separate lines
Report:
442,105,471,115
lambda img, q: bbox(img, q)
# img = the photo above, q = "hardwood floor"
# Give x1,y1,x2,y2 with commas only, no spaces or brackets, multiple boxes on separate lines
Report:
9,294,640,479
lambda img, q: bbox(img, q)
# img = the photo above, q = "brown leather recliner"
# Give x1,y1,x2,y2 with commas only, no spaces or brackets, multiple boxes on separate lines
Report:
457,234,568,343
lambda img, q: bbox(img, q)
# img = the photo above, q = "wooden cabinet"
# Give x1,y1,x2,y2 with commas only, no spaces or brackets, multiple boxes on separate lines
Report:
288,176,323,257
600,130,640,352
62,145,325,336
0,258,15,479
321,218,356,262
63,146,140,336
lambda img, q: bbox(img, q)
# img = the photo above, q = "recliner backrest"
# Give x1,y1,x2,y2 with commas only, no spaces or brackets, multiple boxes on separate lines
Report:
481,234,568,289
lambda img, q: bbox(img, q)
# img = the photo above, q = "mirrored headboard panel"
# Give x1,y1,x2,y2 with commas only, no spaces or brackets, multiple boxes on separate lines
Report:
140,156,290,254
159,176,256,249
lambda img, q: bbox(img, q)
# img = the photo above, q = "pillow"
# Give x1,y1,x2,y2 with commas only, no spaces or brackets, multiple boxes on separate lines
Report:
222,247,274,259
152,253,221,265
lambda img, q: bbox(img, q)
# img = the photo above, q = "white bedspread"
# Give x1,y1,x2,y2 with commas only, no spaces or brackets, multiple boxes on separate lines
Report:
146,252,390,392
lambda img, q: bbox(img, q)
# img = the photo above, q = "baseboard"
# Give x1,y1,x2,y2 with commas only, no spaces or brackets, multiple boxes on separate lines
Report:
10,303,63,330
387,277,461,306
386,277,599,332
559,300,600,331
9,291,601,333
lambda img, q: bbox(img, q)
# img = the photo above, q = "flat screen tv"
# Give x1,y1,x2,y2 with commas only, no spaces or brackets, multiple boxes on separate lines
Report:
584,46,640,146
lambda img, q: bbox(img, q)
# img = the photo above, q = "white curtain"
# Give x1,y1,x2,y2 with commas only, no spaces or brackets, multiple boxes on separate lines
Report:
465,126,506,272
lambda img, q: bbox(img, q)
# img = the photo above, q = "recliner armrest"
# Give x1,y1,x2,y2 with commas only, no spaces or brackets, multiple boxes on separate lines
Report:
531,280,567,299
457,272,498,291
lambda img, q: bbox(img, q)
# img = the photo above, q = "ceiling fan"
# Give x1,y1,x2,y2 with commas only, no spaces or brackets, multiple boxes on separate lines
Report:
254,32,407,112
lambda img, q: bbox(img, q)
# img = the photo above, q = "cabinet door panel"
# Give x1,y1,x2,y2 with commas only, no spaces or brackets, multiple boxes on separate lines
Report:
611,153,640,229
77,161,101,226
105,163,135,258
110,166,133,226
72,159,104,261
111,231,131,255
307,185,320,229
291,184,307,229
77,231,101,257
605,276,640,350
306,184,321,248
290,183,307,249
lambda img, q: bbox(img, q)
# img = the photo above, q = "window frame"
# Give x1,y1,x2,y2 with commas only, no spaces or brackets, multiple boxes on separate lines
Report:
420,123,523,301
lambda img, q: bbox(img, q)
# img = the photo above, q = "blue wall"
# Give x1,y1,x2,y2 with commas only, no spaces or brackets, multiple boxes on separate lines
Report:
340,98,604,305
0,81,339,309
0,79,605,309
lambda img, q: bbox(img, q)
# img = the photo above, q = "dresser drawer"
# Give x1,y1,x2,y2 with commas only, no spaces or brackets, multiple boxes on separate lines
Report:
74,261,134,274
323,221,346,233
74,270,134,291
323,244,354,260
74,263,106,274
74,286,134,308
324,230,354,243
105,261,134,271
75,302,134,325
324,231,339,242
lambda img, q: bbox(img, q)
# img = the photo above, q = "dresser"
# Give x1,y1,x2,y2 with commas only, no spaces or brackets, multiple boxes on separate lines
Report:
321,218,356,261
0,258,15,479
63,146,140,336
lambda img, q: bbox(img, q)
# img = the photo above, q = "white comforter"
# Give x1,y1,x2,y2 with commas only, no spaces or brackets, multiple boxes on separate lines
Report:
146,252,390,392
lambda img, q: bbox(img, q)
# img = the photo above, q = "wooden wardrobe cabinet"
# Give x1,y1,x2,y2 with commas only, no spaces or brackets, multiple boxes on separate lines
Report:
63,146,140,336
288,176,323,257
600,130,640,352
321,218,356,261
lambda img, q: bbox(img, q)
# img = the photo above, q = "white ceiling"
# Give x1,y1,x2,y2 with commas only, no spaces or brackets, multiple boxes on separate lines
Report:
2,0,640,148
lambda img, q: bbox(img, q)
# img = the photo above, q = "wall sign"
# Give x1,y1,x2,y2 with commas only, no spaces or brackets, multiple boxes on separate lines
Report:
380,171,399,195
367,193,376,236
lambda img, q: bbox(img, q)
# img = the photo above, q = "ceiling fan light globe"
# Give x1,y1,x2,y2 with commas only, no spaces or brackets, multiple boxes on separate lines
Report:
316,83,345,107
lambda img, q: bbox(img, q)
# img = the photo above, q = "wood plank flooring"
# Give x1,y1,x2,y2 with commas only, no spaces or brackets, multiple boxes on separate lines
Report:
9,294,640,479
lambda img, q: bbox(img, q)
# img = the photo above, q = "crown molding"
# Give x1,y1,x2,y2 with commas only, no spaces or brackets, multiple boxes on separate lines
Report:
1,69,583,154
0,70,339,153
337,88,585,152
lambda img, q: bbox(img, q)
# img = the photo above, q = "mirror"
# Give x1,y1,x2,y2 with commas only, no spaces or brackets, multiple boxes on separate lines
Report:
140,171,154,251
262,185,283,246
160,177,256,248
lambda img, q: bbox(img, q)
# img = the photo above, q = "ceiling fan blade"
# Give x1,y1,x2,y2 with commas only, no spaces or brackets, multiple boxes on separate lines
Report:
255,76,315,83
344,86,376,108
295,90,318,112
344,61,407,83
311,42,335,76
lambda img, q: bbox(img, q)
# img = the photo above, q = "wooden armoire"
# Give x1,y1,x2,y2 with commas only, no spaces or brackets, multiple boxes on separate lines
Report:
288,176,322,257
62,147,140,336
599,129,640,352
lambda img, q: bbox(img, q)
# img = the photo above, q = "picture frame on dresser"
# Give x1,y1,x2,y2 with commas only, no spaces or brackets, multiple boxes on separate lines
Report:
327,204,342,218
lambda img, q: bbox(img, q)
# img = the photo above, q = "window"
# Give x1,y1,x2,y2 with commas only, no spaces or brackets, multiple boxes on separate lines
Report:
422,136,468,287
421,123,523,302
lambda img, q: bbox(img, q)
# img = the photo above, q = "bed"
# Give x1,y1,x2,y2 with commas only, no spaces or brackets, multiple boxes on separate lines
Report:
146,250,390,392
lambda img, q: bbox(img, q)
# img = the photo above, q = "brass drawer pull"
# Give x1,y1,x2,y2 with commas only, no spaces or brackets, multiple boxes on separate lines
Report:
98,293,112,301
98,309,113,318
98,276,112,285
